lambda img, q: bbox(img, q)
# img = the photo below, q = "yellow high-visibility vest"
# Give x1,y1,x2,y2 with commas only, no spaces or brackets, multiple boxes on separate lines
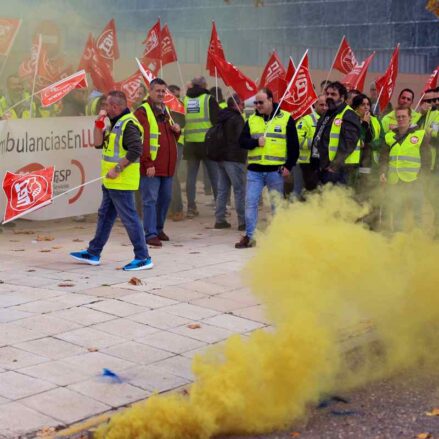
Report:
138,102,160,161
101,114,144,190
296,112,319,164
385,129,425,184
247,109,289,166
184,94,212,142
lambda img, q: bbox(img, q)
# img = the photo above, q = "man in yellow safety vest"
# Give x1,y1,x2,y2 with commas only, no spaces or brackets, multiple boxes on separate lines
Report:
70,91,153,271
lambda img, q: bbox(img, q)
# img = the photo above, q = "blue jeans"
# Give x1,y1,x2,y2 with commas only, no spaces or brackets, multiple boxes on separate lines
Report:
186,158,218,210
140,176,173,239
88,186,148,260
245,170,284,239
215,161,246,225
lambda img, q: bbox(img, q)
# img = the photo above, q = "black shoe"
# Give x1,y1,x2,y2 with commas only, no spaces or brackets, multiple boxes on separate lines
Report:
214,221,231,229
235,235,255,249
238,224,246,231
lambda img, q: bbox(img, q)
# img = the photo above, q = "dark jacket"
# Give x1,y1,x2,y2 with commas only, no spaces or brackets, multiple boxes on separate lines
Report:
134,98,180,177
99,108,142,163
312,102,361,171
239,104,299,172
217,107,247,164
183,86,220,160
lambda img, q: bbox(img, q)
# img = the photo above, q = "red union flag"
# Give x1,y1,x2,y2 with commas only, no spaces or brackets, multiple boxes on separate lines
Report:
423,66,438,93
40,70,87,107
375,44,399,113
211,54,258,100
18,36,42,79
89,37,114,93
142,19,161,60
259,50,286,88
333,36,358,74
78,33,94,72
0,17,21,56
96,18,119,69
160,24,177,66
114,71,143,108
342,52,375,92
206,21,226,76
136,58,184,114
2,167,54,224
281,52,318,120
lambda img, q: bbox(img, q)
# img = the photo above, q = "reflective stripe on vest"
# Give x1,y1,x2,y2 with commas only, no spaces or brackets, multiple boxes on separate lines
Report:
138,102,160,160
297,113,319,164
101,114,144,190
247,109,289,165
328,105,361,164
385,129,425,184
184,94,212,142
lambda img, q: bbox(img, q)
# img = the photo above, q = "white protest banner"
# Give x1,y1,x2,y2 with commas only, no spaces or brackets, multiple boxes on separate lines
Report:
0,116,101,220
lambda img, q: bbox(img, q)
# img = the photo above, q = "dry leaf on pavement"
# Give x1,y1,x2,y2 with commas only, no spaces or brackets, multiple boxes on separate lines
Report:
128,277,143,285
36,234,54,241
416,433,432,439
187,323,201,329
36,426,56,437
425,408,439,416
58,282,75,287
290,433,301,438
87,347,99,352
40,249,51,252
72,238,84,242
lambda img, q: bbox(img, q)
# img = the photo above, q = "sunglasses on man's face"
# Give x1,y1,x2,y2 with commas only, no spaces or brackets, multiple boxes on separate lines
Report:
254,100,265,105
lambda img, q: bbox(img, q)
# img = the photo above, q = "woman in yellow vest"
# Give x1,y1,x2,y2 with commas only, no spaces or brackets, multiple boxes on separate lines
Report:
70,91,153,271
379,107,429,232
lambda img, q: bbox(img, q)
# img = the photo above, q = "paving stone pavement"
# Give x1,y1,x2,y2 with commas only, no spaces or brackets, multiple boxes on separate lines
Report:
0,195,270,438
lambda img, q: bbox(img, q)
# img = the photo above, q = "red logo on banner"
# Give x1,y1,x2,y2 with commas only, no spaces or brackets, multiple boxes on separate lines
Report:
333,36,358,75
2,167,54,224
410,136,418,144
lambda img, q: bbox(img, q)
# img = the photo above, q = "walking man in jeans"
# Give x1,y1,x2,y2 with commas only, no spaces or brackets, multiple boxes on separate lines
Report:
70,91,153,271
134,78,181,247
236,88,299,248
213,94,247,231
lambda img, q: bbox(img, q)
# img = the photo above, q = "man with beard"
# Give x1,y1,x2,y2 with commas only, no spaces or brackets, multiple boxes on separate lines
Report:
311,81,361,185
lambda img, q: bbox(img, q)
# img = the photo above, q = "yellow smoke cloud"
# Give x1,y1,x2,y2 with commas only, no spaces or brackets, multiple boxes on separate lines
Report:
96,186,439,439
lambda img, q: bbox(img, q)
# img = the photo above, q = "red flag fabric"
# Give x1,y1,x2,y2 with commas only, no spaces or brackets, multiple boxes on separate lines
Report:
342,52,375,92
206,21,226,76
18,36,42,79
259,51,286,88
136,58,185,114
142,19,161,60
333,36,358,74
96,18,119,69
210,54,258,100
281,52,318,120
37,45,59,83
0,17,21,56
40,70,87,107
285,57,296,82
114,71,143,108
375,45,399,113
89,38,114,93
160,24,178,66
2,167,54,224
423,67,439,92
78,33,94,72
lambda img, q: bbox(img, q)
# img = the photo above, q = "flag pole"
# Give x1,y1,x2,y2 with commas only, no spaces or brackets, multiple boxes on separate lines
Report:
30,34,43,119
414,93,425,112
324,35,344,86
51,176,104,202
373,85,384,115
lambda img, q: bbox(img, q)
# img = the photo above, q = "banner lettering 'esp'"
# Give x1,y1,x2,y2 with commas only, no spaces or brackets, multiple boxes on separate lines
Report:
259,50,286,89
206,21,226,76
375,45,399,113
2,166,54,224
40,70,88,108
96,18,119,70
0,17,21,56
160,24,177,66
281,52,318,120
333,36,358,74
136,58,184,114
342,52,375,92
210,54,258,100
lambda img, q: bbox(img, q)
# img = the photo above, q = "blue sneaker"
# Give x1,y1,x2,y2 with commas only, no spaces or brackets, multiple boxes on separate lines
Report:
70,250,100,266
123,257,153,271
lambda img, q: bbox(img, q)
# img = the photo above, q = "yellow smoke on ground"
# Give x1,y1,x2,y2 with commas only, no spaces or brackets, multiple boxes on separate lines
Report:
96,187,439,439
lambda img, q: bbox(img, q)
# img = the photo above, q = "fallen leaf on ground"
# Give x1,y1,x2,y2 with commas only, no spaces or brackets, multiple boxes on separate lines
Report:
36,426,56,437
173,244,184,247
120,243,130,247
290,433,301,438
101,283,111,286
36,234,54,241
180,388,189,396
12,249,25,252
40,249,51,253
128,277,142,286
115,267,123,270
87,347,99,352
9,239,20,242
416,433,432,439
58,282,75,287
187,323,201,329
426,408,439,416
72,238,84,242
13,230,35,235
26,269,36,272
51,246,62,249
189,251,200,254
